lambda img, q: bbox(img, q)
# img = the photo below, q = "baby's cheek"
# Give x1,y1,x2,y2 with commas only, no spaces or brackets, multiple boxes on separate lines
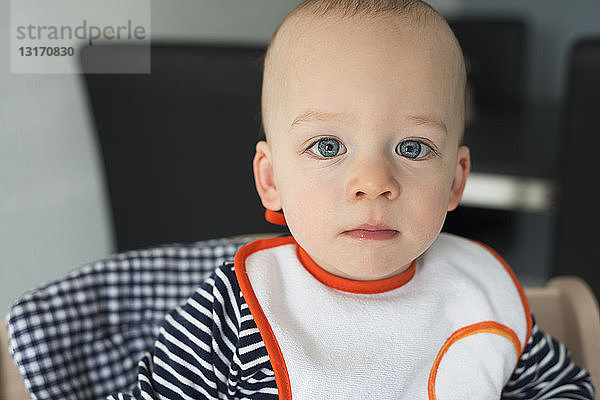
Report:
284,192,336,254
410,194,448,236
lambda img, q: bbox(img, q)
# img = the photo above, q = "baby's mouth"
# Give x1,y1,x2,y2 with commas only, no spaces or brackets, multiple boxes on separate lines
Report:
342,224,399,241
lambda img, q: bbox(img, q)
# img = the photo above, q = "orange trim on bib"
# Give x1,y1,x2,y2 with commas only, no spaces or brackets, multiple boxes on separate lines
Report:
427,321,521,400
472,240,533,350
265,209,287,226
234,236,295,400
297,245,416,294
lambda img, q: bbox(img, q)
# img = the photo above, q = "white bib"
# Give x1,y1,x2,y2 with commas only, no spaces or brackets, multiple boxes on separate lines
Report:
234,233,531,400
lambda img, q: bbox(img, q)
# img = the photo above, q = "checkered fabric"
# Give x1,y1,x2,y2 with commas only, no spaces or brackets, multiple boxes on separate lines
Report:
6,237,249,400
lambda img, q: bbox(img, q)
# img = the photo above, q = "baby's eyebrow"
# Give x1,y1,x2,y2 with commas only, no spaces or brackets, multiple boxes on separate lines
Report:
289,110,447,135
406,115,448,135
290,110,346,129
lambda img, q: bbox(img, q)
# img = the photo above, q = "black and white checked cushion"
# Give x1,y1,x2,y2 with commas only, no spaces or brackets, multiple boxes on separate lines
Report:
6,237,248,400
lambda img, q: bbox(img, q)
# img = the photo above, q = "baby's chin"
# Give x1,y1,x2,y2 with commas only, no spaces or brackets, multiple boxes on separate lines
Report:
296,232,417,281
337,264,412,281
323,253,413,281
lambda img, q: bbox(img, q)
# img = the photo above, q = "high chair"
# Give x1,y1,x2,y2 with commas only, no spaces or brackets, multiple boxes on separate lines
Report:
2,271,599,399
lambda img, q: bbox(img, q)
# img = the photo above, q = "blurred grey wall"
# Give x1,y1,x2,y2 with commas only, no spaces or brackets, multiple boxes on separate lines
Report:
1,0,599,314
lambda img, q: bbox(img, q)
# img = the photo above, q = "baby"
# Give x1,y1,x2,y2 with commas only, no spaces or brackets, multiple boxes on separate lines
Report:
111,0,594,398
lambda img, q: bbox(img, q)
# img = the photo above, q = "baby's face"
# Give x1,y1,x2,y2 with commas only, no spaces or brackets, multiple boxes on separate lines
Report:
255,13,470,280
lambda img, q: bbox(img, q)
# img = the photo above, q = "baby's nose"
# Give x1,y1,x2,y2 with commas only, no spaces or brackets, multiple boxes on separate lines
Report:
346,159,400,201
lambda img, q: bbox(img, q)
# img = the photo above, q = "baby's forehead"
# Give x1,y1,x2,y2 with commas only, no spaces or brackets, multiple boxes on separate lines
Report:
261,8,466,139
271,6,456,59
265,9,463,89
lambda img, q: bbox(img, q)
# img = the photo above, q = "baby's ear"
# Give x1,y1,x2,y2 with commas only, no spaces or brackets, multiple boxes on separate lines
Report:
447,145,471,211
253,141,282,211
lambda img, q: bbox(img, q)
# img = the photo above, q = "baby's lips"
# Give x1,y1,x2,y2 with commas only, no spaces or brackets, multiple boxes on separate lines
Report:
348,222,396,231
342,224,399,241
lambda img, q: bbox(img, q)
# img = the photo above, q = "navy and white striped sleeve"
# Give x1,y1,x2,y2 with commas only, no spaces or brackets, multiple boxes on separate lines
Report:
502,317,595,399
107,262,278,400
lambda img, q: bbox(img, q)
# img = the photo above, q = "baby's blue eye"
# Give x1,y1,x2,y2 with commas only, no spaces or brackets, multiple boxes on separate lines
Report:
308,138,347,158
396,140,431,159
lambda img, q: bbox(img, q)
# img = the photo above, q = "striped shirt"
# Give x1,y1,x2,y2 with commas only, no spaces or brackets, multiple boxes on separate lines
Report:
108,261,595,400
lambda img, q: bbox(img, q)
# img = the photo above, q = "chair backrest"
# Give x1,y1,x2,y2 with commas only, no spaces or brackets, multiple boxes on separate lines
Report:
3,274,599,399
526,276,600,390
554,38,600,300
80,43,287,253
449,17,526,111
0,319,30,400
